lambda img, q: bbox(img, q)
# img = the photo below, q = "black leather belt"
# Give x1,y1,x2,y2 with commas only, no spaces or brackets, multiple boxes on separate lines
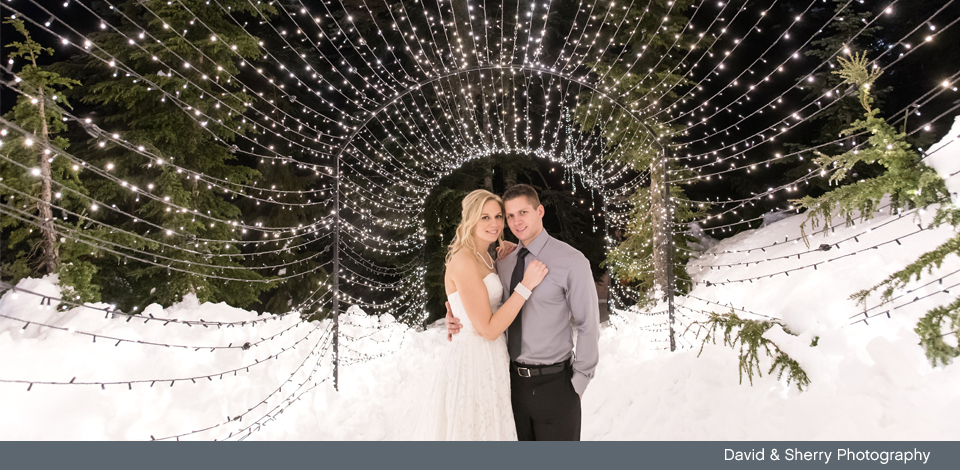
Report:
512,360,569,378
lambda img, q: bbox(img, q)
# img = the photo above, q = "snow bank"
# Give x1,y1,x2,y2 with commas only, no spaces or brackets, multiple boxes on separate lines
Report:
0,277,322,440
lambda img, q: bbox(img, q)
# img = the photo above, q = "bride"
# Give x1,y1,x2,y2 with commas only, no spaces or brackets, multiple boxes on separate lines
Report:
415,189,548,440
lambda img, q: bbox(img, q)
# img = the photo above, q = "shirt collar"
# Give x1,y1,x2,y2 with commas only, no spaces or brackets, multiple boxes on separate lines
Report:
519,228,551,257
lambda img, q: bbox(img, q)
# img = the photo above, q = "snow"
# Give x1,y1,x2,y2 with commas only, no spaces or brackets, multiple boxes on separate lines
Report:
761,210,792,227
925,116,960,204
686,222,719,251
2,202,960,440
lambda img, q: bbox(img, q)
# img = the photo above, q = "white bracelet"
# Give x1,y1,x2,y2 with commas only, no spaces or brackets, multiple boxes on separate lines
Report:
515,283,532,300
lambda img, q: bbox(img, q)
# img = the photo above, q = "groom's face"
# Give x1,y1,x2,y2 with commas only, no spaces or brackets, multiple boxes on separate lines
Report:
504,196,545,245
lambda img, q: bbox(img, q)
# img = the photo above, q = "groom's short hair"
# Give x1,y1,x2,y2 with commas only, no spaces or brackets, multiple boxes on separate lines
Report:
503,184,541,208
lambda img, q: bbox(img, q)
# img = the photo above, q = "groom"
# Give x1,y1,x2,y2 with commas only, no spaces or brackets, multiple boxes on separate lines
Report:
447,184,600,441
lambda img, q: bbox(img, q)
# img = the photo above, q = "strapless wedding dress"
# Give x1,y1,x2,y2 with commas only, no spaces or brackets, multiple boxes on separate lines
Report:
414,273,517,440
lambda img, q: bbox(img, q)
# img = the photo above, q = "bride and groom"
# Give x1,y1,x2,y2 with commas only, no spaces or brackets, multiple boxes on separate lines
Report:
415,184,600,441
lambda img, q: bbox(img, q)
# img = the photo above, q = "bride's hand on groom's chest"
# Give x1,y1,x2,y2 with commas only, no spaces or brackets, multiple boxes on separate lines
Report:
528,262,565,295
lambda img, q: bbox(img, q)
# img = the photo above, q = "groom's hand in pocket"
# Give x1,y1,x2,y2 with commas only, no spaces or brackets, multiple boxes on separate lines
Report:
446,301,462,342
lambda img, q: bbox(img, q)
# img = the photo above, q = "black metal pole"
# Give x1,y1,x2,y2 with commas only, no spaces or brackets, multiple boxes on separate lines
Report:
333,154,340,391
602,194,610,312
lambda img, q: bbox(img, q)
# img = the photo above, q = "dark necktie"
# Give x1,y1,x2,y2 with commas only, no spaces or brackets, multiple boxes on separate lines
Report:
507,247,529,361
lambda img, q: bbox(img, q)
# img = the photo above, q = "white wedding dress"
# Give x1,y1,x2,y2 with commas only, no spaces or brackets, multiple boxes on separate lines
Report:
414,273,518,440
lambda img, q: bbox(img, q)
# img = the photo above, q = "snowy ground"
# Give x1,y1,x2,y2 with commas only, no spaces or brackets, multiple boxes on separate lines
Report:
3,195,960,440
3,121,960,441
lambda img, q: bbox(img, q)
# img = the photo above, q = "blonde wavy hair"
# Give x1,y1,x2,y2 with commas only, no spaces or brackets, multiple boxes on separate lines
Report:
445,189,505,265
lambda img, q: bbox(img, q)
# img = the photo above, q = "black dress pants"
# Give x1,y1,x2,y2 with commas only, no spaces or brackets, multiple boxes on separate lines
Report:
510,362,581,441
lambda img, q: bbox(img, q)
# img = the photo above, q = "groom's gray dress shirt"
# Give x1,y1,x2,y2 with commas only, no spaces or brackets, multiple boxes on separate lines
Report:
497,229,600,396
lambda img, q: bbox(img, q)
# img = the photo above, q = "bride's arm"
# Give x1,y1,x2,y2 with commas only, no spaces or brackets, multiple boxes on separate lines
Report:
448,253,547,341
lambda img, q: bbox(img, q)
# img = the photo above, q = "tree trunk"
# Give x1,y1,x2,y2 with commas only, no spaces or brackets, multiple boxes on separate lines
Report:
504,166,518,188
36,74,59,274
482,160,494,191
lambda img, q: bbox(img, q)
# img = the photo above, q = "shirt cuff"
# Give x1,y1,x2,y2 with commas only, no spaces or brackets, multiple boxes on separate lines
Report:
571,370,590,396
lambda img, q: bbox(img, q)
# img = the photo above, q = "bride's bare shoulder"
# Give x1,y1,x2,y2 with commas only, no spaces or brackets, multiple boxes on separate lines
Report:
446,250,473,274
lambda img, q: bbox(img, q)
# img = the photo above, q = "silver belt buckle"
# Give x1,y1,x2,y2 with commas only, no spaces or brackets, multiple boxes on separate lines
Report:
517,367,532,378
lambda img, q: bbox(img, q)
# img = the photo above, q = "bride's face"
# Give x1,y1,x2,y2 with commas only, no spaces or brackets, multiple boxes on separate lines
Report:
473,199,504,246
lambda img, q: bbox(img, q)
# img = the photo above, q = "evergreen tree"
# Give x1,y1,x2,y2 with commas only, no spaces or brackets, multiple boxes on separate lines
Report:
0,18,104,304
794,52,957,366
2,18,76,277
231,75,331,317
692,0,891,237
51,0,278,309
779,0,888,193
570,0,704,304
604,181,705,308
792,52,946,236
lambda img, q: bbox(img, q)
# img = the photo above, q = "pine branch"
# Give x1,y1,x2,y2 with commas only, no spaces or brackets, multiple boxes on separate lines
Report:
693,311,812,391
852,233,960,306
834,52,882,112
914,298,960,367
